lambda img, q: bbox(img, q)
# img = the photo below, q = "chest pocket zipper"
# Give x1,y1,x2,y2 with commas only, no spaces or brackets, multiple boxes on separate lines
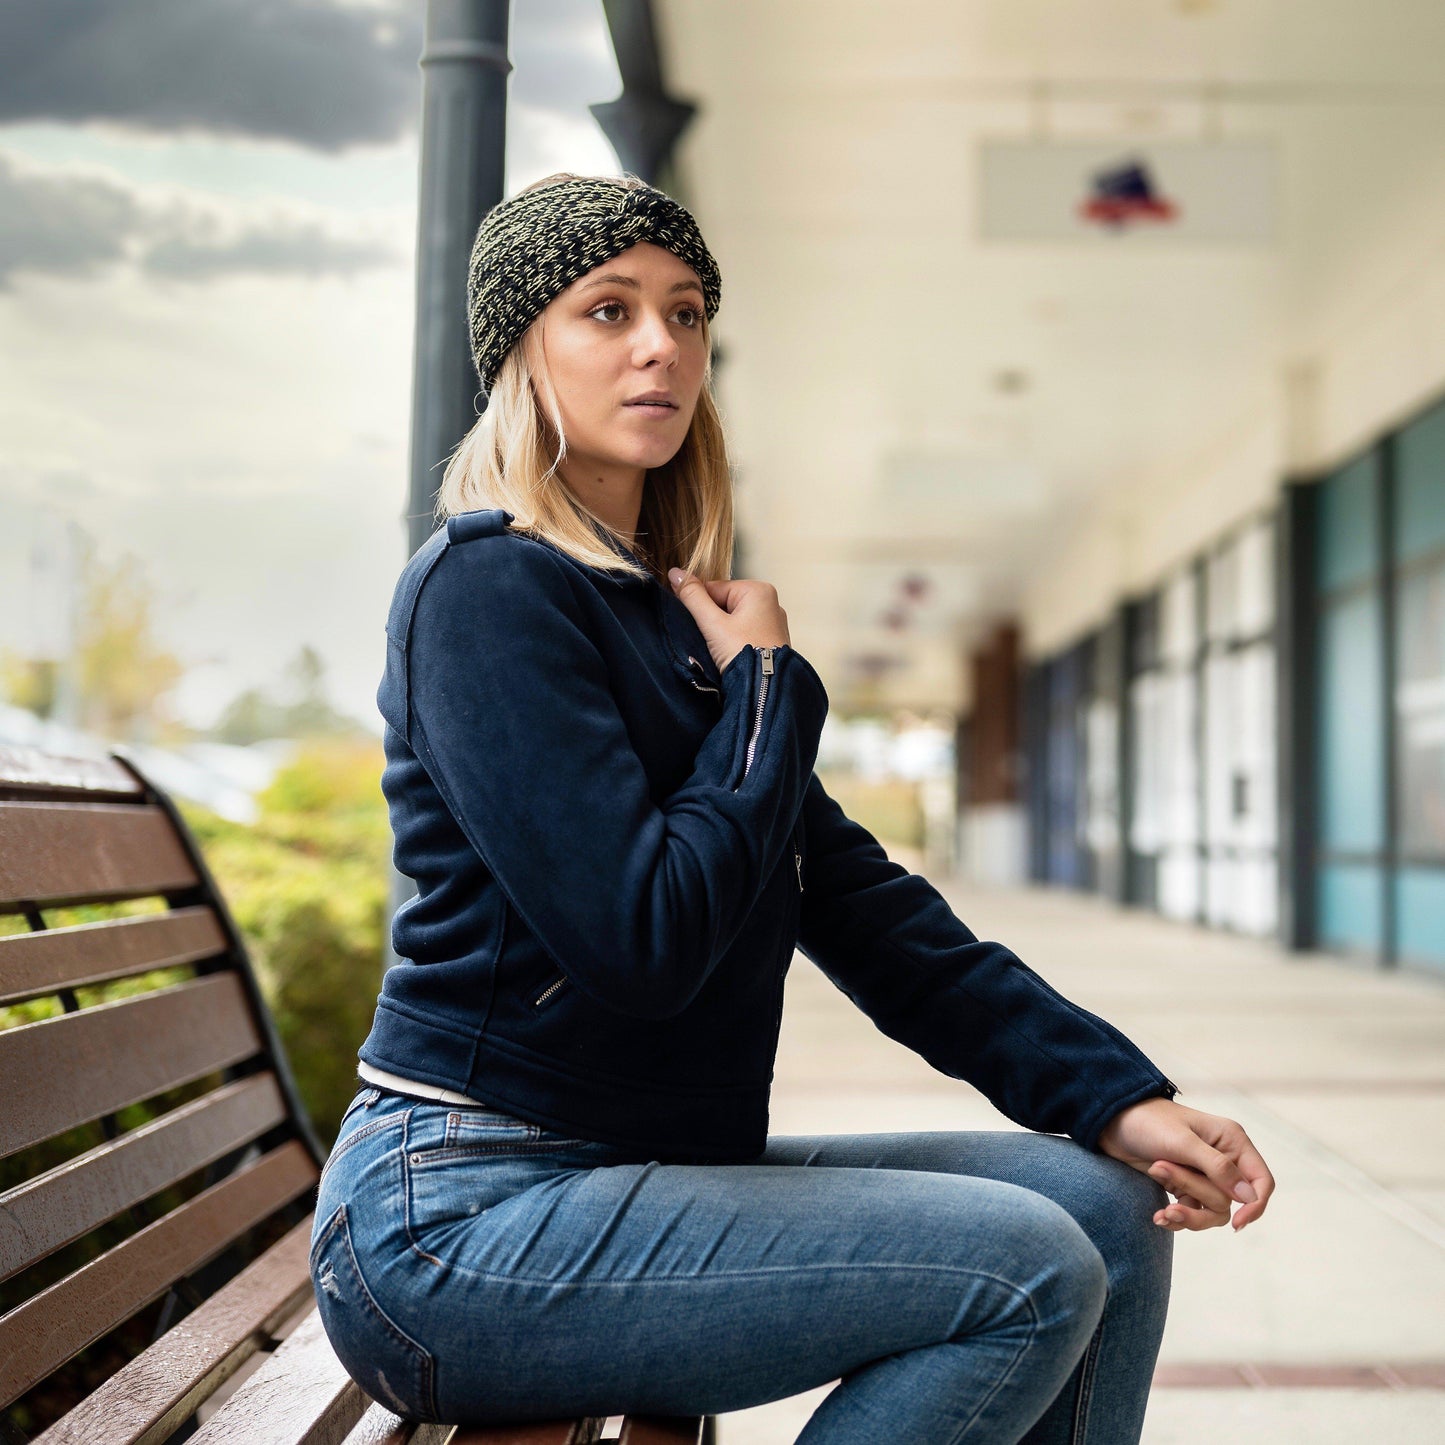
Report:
533,973,570,1009
686,654,721,695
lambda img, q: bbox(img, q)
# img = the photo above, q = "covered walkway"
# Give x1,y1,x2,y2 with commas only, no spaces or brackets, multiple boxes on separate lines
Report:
722,867,1445,1442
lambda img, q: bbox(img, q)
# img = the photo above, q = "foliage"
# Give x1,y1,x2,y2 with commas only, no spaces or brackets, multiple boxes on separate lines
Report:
177,735,390,1143
209,644,370,744
73,550,188,740
816,769,925,850
0,650,59,715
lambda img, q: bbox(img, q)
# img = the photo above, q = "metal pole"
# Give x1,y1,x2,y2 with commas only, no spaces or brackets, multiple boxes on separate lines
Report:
407,0,513,556
387,0,512,974
592,0,696,189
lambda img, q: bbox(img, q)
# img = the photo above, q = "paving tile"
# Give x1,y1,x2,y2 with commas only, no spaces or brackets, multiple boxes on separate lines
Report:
1246,1088,1445,1186
1140,1388,1445,1442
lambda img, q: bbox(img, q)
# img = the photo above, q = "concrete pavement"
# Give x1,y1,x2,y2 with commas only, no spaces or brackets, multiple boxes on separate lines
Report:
715,868,1445,1443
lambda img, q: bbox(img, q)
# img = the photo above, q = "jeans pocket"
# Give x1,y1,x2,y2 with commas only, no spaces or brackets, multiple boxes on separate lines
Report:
309,1201,439,1423
401,1108,606,1267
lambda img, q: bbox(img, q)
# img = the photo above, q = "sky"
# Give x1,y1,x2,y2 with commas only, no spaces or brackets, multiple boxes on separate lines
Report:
0,0,624,735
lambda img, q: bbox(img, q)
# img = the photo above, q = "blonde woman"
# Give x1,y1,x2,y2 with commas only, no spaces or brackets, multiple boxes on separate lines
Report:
310,172,1274,1443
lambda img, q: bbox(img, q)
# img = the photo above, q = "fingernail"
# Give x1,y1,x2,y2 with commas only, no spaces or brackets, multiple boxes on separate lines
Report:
1233,1181,1258,1203
668,568,685,588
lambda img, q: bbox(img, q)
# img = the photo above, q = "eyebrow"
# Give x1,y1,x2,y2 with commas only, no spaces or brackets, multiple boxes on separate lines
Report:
576,271,704,299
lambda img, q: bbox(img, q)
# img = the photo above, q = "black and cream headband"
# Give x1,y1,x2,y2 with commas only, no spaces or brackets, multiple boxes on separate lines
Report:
466,175,722,393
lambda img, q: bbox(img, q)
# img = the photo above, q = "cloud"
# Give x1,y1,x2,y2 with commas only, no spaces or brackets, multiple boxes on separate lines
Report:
140,208,398,281
0,148,401,287
0,150,142,284
509,0,620,113
0,0,423,151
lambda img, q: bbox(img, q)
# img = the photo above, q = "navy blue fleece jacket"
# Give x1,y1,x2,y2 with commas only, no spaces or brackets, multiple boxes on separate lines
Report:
358,507,1178,1160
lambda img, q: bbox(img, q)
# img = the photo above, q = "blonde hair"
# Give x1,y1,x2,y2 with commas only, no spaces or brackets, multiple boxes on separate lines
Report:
433,171,735,585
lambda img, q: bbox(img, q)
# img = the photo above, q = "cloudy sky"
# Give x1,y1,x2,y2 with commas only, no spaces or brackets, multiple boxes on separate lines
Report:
0,0,623,734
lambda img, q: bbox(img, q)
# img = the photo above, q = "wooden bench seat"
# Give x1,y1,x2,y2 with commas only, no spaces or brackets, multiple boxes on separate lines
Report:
0,743,710,1445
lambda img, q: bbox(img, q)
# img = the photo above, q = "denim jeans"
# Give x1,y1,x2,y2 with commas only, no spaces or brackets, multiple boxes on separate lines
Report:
309,1084,1172,1443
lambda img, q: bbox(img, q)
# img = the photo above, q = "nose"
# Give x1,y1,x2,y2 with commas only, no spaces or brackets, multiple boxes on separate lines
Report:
632,306,680,367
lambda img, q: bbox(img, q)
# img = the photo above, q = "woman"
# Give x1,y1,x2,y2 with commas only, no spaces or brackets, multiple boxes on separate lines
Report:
310,172,1275,1443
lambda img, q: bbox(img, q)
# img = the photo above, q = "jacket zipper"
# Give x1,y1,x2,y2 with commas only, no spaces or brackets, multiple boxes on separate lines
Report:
534,974,568,1008
686,654,721,695
732,646,773,790
793,826,803,892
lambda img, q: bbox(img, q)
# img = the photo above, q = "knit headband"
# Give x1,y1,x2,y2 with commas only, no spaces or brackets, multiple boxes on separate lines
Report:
466,175,722,394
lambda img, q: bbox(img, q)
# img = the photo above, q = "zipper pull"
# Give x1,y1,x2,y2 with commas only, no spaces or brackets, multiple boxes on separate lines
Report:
794,847,803,892
686,654,721,695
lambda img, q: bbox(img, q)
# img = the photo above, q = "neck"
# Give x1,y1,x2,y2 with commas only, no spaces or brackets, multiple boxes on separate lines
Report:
557,460,645,542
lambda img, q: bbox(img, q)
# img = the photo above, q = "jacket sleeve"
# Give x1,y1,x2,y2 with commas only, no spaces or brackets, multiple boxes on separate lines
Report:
403,535,829,1021
795,771,1178,1152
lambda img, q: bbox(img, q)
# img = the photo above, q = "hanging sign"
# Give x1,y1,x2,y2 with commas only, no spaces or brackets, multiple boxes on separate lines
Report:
979,138,1276,243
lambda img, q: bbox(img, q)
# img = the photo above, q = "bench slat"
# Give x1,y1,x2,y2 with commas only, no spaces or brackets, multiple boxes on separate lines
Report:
0,973,262,1159
0,1073,288,1283
340,1402,456,1444
30,1216,318,1445
0,800,199,908
0,745,143,798
188,1303,370,1445
0,1140,318,1408
617,1419,706,1445
449,1424,605,1444
0,905,227,1004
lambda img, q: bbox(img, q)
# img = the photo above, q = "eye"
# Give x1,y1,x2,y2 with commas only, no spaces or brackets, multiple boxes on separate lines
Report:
586,299,702,328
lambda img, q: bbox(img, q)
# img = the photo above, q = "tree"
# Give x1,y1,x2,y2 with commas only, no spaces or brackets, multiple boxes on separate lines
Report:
73,550,187,742
1,543,188,744
210,645,366,743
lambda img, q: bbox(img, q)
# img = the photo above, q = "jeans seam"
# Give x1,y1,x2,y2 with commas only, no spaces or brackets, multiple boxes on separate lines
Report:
381,1252,1054,1293
398,1106,451,1268
942,1283,1038,1445
1069,1294,1109,1444
327,1201,440,1422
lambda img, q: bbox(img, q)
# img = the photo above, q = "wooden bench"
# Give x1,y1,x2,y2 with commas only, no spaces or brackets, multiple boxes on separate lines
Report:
0,743,713,1445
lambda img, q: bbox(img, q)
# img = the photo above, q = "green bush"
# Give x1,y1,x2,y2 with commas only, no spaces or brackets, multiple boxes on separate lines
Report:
179,736,390,1144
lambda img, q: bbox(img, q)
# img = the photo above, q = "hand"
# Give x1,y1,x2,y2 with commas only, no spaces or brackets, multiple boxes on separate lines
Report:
1095,1095,1275,1234
668,570,791,676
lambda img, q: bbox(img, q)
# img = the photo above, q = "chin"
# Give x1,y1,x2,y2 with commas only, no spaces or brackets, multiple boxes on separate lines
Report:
612,440,683,468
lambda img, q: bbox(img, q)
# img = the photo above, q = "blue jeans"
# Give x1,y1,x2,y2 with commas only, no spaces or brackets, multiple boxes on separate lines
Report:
309,1085,1172,1443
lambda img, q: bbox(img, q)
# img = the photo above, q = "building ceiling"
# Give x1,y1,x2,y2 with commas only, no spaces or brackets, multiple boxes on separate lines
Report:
653,0,1445,712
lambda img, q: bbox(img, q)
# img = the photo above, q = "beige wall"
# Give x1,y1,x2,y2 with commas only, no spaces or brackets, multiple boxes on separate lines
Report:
1020,237,1445,661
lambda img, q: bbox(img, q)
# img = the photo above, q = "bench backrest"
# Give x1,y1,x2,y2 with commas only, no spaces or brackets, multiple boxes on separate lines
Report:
0,743,325,1442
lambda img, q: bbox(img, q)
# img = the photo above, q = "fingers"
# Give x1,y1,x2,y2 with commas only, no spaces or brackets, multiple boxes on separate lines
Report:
1225,1131,1276,1231
1146,1158,1236,1219
1152,1191,1229,1232
1151,1120,1274,1232
668,569,714,607
1148,1137,1276,1233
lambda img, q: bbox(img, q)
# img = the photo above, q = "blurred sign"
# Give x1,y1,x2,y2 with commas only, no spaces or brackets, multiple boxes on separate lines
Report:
979,139,1276,242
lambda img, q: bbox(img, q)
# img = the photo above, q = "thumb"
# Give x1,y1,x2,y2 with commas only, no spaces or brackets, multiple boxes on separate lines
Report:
668,568,711,610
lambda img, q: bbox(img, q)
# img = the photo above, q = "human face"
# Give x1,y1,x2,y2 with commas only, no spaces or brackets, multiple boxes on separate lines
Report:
535,241,708,495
